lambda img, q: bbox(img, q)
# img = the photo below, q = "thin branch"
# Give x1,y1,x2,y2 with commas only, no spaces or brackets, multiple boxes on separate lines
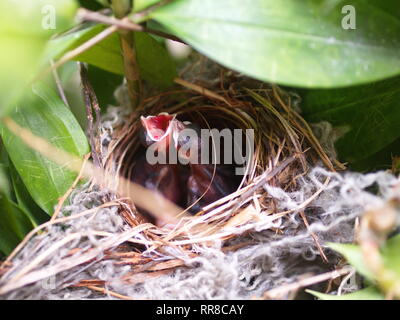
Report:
2,202,120,266
174,77,231,105
84,285,135,300
51,153,91,222
111,1,141,108
50,60,70,108
33,25,118,83
262,267,352,299
131,0,174,22
2,118,186,227
299,211,329,263
77,8,185,43
79,63,102,168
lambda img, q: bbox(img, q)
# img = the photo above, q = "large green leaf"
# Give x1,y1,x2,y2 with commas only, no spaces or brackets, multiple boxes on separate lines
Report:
0,0,77,118
300,76,400,166
0,84,89,215
307,287,384,300
150,0,400,88
48,24,177,88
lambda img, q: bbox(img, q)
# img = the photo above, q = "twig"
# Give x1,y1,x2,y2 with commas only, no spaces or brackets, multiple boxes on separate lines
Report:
2,202,120,266
262,267,352,299
51,153,91,222
2,118,185,226
111,1,141,108
50,59,70,108
0,224,153,295
299,211,329,263
79,63,102,168
77,8,184,43
85,285,135,300
131,0,174,22
174,77,231,105
33,25,118,83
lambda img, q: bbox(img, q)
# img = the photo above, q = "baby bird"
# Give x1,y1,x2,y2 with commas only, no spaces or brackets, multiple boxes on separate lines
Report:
131,112,238,224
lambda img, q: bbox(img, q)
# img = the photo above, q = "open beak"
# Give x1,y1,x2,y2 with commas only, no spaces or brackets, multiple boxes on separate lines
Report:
140,113,187,152
140,113,176,143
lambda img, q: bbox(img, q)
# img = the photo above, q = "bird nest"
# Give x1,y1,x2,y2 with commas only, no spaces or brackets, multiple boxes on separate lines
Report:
98,72,339,253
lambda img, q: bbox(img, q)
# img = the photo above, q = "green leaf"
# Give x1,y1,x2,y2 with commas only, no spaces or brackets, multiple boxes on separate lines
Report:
150,0,400,88
49,24,125,74
300,76,400,166
0,193,34,256
0,146,14,199
80,0,106,10
48,24,177,87
87,66,124,110
0,84,90,215
134,31,178,87
135,0,161,12
307,287,384,300
0,165,10,197
381,234,400,281
349,138,400,172
9,163,49,227
0,0,77,118
328,243,375,281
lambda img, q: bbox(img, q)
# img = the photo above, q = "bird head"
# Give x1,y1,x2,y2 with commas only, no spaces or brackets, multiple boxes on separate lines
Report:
140,112,203,164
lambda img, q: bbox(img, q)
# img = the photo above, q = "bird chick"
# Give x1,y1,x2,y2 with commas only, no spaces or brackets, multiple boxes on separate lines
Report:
131,112,238,225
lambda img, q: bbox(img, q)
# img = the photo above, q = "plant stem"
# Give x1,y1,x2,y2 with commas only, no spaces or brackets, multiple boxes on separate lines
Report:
111,0,141,108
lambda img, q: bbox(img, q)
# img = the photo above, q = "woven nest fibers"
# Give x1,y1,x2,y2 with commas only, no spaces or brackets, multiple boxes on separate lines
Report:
99,77,340,250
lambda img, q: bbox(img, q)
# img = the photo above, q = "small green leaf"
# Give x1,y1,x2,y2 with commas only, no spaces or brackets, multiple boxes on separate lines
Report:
349,138,400,172
48,24,177,87
328,242,375,281
150,0,400,88
0,146,13,199
87,66,123,109
0,165,10,197
0,193,34,256
307,287,384,300
300,76,400,166
80,0,106,10
381,234,400,281
45,23,123,73
0,84,90,215
0,0,77,118
134,31,178,87
134,0,161,12
9,163,49,227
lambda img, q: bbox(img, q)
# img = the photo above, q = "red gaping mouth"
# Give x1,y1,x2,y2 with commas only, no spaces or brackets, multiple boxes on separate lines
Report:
140,113,176,142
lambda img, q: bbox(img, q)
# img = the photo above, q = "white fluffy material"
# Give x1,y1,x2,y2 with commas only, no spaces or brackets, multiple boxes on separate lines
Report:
0,162,396,299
